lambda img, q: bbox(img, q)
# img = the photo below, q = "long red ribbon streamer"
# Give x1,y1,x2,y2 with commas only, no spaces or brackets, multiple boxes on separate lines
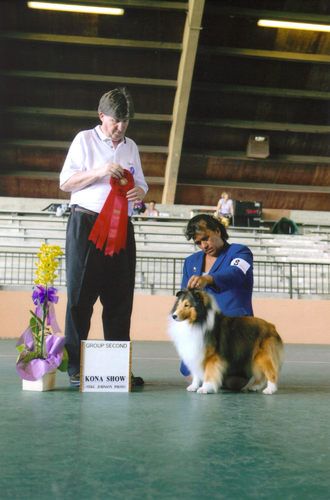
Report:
88,170,134,256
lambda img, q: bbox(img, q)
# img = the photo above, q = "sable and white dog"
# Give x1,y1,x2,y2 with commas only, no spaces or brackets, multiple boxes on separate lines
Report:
168,289,283,395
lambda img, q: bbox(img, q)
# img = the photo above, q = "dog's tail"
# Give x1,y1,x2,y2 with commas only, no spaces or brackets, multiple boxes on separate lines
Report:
263,326,284,373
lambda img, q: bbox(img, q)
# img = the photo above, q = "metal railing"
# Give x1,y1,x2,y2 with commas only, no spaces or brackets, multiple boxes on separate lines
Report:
0,251,329,298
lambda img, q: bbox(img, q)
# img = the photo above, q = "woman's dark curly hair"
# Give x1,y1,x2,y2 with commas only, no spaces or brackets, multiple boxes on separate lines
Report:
184,214,229,241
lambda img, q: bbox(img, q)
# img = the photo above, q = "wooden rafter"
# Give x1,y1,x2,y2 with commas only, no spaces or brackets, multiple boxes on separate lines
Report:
0,139,168,154
162,0,205,204
209,6,330,24
183,149,330,164
0,69,176,88
0,31,181,51
198,46,330,64
193,83,330,101
35,0,188,11
177,179,330,194
4,106,172,122
187,118,330,134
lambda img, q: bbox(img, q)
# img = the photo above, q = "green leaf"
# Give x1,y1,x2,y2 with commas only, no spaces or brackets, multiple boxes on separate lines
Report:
18,351,42,364
30,310,43,325
29,316,41,335
57,347,69,372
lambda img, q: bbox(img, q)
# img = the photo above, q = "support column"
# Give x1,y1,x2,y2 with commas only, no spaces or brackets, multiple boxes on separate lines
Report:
162,0,205,204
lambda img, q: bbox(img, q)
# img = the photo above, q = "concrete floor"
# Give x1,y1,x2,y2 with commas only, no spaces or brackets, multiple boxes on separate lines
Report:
1,340,330,499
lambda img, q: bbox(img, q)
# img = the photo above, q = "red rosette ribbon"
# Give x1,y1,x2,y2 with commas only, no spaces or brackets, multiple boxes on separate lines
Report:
88,169,134,256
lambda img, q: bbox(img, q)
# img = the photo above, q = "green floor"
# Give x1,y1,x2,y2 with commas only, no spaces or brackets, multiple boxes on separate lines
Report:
1,340,330,500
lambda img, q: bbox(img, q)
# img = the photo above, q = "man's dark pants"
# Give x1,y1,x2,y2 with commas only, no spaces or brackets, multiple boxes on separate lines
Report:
65,210,136,376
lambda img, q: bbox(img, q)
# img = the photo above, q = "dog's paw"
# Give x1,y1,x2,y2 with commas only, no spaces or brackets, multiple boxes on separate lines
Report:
197,386,210,394
197,382,217,394
242,376,267,392
262,381,278,395
249,381,267,392
186,384,199,392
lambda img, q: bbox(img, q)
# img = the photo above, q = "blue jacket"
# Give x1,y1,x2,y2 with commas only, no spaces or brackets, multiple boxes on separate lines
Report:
181,243,254,317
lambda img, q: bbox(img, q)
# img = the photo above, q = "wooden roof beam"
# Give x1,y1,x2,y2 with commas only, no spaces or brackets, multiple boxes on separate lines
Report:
0,139,168,154
178,179,330,194
4,106,172,122
0,31,181,51
188,118,330,134
193,83,330,101
198,46,330,64
37,0,188,11
0,69,176,88
0,170,166,186
162,0,205,204
183,149,330,164
209,6,330,25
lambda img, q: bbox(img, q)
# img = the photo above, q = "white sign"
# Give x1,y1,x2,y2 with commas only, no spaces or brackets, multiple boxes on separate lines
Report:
80,340,131,392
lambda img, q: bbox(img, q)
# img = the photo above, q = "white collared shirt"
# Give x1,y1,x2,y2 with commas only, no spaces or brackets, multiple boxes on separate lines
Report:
60,125,148,214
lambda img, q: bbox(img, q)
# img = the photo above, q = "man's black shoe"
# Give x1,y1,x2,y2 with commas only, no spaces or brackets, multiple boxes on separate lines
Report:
69,373,81,388
131,374,144,387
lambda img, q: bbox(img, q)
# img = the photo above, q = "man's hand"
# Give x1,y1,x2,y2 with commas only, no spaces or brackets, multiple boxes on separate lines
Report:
103,162,124,179
187,274,214,289
126,185,146,202
60,162,124,192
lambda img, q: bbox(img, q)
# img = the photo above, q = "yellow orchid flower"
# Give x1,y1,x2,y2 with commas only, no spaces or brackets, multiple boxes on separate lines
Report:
34,243,63,286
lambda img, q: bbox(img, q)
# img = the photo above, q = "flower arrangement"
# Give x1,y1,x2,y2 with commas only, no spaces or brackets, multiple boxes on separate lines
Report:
16,243,68,381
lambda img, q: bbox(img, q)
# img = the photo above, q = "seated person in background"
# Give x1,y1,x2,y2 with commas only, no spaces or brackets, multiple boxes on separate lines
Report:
214,191,234,226
144,200,159,217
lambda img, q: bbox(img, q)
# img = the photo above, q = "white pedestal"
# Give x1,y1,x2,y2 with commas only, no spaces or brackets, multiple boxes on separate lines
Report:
22,371,56,391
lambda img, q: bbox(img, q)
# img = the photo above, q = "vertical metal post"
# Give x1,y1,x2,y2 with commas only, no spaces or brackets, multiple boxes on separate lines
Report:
289,262,293,299
173,258,177,295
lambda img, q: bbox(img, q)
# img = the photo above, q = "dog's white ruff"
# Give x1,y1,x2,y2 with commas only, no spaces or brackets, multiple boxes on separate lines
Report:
168,300,219,393
168,317,205,384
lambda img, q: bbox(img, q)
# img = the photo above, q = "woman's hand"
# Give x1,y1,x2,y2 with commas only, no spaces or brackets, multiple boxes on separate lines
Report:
187,274,214,289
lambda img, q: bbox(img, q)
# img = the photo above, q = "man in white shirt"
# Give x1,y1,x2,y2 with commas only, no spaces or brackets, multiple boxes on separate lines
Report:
60,88,148,387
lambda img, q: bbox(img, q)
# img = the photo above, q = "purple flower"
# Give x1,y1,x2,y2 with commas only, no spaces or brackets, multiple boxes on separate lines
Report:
32,285,59,305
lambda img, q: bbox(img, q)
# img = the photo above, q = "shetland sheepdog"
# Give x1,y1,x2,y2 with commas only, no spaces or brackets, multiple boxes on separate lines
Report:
168,289,283,395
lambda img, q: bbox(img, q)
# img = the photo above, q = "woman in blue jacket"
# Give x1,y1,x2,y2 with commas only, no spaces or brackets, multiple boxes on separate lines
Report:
180,214,254,383
182,214,254,316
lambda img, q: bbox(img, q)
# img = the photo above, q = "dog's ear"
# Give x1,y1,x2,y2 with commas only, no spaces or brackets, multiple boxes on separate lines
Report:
175,290,185,297
188,288,202,298
192,288,211,308
187,288,208,320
